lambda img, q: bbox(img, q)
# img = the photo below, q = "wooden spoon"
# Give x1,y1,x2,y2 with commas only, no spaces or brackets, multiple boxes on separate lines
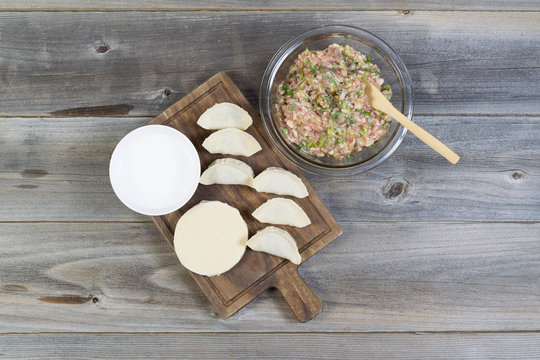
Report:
363,80,460,164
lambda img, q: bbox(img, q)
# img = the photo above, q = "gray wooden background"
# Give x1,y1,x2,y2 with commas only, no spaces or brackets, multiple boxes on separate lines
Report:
1,1,539,358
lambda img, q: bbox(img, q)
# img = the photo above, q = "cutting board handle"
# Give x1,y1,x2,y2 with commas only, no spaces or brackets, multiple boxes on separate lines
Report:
273,264,323,322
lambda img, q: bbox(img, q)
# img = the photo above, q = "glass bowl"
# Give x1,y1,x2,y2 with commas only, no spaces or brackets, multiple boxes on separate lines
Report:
260,25,413,176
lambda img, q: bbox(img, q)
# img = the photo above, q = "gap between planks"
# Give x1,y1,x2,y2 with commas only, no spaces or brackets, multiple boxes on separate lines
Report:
0,220,538,225
3,330,540,336
0,220,153,224
2,113,540,119
0,9,539,13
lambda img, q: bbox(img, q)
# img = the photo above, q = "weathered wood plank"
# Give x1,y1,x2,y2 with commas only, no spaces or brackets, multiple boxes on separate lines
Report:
0,12,538,116
0,1,538,11
1,116,538,222
0,117,150,221
1,332,540,359
1,222,539,332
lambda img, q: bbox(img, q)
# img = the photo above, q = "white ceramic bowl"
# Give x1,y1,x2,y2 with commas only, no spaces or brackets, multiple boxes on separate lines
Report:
109,125,200,216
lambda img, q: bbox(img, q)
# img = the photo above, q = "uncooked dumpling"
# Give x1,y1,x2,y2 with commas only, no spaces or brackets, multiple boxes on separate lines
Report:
247,226,301,265
252,198,311,227
200,158,254,187
202,128,262,157
174,201,248,276
197,102,253,130
253,167,308,198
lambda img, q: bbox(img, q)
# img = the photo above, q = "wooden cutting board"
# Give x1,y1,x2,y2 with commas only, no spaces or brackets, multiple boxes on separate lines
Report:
149,72,342,322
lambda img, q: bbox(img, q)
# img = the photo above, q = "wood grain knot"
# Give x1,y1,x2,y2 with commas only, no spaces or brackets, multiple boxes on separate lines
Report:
1,284,28,292
511,170,526,182
92,297,99,304
162,89,172,98
14,184,39,189
38,294,92,305
97,44,109,54
20,169,48,178
402,10,411,15
383,178,410,202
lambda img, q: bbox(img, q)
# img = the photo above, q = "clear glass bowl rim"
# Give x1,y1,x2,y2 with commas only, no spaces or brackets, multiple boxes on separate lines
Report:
259,24,414,176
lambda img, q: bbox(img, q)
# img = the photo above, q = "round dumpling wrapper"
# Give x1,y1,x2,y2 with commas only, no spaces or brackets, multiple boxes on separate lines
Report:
174,201,248,276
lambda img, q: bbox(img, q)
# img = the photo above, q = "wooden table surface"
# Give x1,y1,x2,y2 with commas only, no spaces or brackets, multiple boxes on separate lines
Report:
1,2,539,359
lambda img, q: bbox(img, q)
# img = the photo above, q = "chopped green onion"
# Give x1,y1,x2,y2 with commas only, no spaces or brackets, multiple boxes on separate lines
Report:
368,144,374,148
331,111,341,120
338,99,343,106
282,84,288,91
382,85,391,91
306,60,318,73
363,111,371,116
346,154,351,159
289,104,295,112
362,67,380,76
325,76,336,86
366,55,372,62
347,118,355,124
281,128,289,136
329,68,336,73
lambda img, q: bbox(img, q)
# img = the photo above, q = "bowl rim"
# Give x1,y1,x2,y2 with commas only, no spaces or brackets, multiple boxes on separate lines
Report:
259,24,413,176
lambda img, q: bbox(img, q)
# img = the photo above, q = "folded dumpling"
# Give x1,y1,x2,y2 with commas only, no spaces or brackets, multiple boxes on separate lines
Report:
202,128,262,157
253,167,308,198
252,198,311,227
200,158,254,187
247,226,301,265
197,102,252,130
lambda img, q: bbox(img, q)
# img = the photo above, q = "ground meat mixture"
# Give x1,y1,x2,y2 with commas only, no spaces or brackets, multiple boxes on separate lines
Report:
275,44,392,159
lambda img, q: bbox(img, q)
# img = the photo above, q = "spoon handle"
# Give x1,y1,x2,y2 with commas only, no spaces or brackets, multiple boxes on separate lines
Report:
382,105,460,164
364,79,459,164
